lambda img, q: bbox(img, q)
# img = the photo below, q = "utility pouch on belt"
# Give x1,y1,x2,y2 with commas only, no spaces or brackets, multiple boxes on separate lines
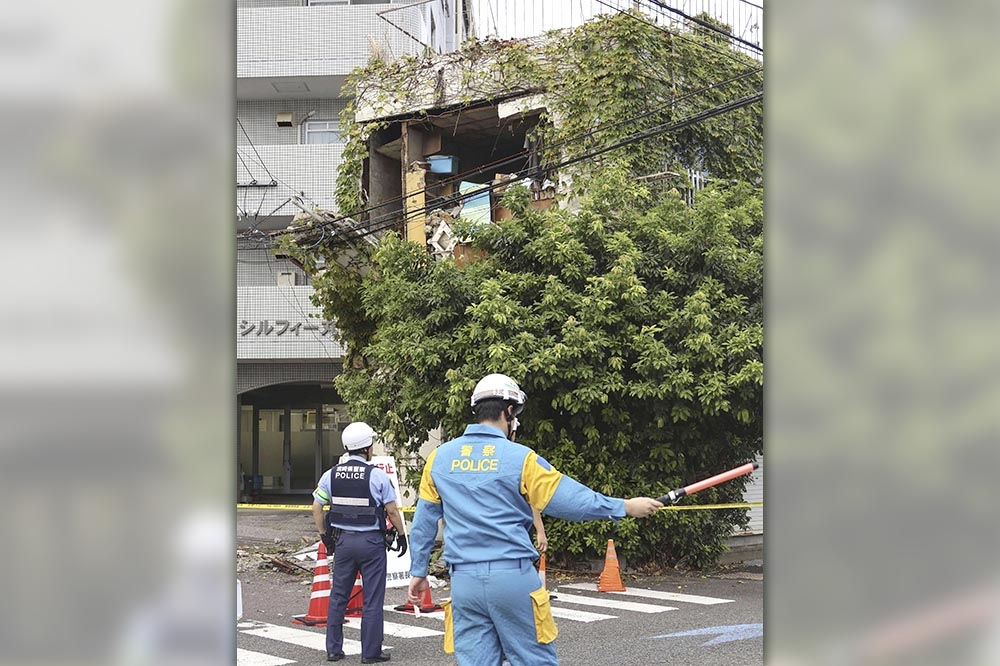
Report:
324,514,343,553
441,598,455,654
529,587,558,644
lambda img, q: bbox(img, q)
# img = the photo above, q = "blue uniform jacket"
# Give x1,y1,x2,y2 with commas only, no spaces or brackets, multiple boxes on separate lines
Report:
408,424,626,577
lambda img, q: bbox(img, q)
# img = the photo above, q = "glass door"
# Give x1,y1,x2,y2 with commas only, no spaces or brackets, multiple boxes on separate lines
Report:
241,403,350,496
257,408,287,493
290,408,320,492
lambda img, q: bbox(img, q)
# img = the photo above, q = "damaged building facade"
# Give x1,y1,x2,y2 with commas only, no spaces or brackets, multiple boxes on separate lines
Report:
351,54,560,258
341,32,733,258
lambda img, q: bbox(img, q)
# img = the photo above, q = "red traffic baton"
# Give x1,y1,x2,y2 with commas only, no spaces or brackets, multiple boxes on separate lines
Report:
656,462,759,505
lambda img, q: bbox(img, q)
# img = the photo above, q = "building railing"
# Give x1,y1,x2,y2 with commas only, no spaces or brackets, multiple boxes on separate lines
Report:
470,0,762,59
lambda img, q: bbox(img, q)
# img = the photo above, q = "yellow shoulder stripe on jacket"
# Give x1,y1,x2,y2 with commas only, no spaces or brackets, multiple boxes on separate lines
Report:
419,447,442,504
520,451,563,510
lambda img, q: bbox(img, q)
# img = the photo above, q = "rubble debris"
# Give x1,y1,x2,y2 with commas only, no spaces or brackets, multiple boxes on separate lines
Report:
262,554,311,575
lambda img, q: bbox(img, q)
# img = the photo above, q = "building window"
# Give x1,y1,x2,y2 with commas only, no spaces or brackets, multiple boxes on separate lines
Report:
302,120,342,145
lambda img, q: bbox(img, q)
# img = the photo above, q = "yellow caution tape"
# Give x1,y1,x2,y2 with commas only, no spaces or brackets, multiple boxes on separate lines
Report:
238,503,759,512
237,503,420,514
659,502,762,511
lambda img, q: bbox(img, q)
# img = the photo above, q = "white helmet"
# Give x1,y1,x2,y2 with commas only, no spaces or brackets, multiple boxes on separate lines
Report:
470,373,526,408
342,421,376,451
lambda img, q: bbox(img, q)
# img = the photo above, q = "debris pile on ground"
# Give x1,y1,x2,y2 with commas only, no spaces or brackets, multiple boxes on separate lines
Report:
237,545,310,577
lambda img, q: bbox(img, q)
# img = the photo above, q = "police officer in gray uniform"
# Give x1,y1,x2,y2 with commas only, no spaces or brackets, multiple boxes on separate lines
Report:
312,422,407,663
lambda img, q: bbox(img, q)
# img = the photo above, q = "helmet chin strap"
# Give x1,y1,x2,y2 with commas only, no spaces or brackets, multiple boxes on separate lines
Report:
504,404,516,440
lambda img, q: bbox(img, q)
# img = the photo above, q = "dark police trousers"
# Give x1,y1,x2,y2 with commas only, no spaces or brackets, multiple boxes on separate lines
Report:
326,530,388,659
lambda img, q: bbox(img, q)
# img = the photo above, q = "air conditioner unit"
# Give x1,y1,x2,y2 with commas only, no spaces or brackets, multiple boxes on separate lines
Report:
276,111,295,127
277,272,297,286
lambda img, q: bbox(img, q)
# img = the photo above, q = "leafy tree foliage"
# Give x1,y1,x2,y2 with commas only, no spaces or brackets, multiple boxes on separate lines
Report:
280,11,763,568
309,170,762,568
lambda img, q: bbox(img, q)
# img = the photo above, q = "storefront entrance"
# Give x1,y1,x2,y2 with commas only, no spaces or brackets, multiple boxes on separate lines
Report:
237,383,347,500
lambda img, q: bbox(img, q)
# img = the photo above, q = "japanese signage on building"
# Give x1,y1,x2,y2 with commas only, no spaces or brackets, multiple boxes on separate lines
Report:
237,286,345,360
238,319,336,337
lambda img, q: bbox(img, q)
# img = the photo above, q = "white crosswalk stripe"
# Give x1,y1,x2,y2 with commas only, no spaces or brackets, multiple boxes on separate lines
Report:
237,647,295,666
239,582,732,664
550,606,617,622
240,621,373,656
561,583,734,605
551,592,676,614
345,616,443,637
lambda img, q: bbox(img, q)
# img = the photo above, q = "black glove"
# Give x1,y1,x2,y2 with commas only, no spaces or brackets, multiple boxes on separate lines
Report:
394,532,407,558
383,527,407,557
384,527,398,550
321,532,336,553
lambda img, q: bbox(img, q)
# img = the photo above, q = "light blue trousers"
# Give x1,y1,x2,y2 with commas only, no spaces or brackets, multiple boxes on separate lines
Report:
449,558,558,666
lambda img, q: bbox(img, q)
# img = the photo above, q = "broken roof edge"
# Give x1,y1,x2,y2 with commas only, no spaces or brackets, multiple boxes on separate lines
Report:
355,88,548,126
353,34,557,124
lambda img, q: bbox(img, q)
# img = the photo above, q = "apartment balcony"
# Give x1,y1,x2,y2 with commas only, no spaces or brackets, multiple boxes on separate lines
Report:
237,3,428,100
237,143,342,231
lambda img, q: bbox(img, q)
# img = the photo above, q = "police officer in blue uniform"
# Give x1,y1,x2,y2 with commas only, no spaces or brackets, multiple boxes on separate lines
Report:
312,422,407,663
406,374,663,666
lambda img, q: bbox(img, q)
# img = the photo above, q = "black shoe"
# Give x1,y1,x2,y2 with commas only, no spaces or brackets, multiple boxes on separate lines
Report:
326,653,345,662
360,652,391,663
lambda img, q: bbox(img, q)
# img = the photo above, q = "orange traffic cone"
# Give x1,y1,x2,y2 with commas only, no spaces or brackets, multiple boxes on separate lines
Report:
393,586,442,614
345,572,365,618
292,542,332,625
596,539,626,592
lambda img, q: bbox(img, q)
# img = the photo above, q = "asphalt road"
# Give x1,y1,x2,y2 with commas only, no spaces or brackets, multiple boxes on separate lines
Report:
238,569,761,666
238,508,762,666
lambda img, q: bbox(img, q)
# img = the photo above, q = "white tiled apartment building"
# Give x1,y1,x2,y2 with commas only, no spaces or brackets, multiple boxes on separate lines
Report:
236,0,471,499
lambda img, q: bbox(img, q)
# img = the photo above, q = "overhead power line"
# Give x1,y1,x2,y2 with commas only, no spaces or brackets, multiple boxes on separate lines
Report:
276,88,762,249
237,117,277,183
556,90,762,170
255,3,761,239
270,67,761,242
643,0,762,53
592,0,760,68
